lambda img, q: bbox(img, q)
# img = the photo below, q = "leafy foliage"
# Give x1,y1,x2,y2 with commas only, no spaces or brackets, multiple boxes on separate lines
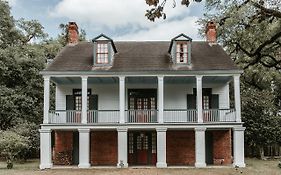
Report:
145,0,202,21
0,130,30,168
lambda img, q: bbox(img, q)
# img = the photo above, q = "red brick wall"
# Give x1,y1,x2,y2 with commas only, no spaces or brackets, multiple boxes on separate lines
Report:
90,131,118,165
167,130,195,166
212,129,232,165
53,131,73,165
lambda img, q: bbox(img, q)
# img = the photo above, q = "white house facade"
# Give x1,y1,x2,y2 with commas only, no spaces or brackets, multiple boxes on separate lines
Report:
39,22,245,169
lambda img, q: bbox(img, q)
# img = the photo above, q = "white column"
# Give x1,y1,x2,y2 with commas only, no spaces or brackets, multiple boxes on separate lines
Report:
117,127,128,168
78,129,90,168
196,76,203,123
39,128,52,169
195,127,206,167
234,75,241,122
156,127,167,168
158,76,164,123
81,76,88,124
43,76,50,124
119,76,125,123
233,127,246,167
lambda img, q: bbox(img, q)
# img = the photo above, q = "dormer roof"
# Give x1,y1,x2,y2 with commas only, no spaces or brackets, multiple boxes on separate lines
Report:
92,33,117,53
168,33,192,53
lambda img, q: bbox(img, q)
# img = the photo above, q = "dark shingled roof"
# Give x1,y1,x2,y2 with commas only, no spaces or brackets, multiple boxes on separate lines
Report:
45,41,239,72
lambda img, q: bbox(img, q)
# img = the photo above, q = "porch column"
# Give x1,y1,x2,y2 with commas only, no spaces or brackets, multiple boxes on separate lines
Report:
234,75,241,122
233,127,246,167
119,76,125,123
117,127,128,168
39,128,52,169
158,76,164,123
78,129,90,168
196,76,203,123
43,76,50,124
156,127,167,168
195,127,206,167
81,76,88,124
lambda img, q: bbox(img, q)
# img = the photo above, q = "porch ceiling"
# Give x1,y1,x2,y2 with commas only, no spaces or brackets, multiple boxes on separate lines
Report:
51,76,232,85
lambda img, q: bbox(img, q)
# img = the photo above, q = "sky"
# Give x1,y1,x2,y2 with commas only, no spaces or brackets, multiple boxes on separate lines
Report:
6,0,206,41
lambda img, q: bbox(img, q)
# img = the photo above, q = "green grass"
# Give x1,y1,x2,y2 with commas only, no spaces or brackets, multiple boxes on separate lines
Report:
0,158,280,175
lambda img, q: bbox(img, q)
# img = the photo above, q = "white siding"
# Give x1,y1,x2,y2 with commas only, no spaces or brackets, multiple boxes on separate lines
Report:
55,84,119,110
55,83,230,110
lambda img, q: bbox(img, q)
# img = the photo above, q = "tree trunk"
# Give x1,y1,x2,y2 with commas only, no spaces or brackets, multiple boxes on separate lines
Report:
258,145,265,160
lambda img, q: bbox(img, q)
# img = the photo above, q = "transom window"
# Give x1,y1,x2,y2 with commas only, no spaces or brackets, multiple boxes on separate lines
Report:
176,42,188,63
96,43,108,64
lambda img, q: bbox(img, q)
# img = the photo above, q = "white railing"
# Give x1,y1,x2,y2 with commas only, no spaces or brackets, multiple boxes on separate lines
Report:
126,110,158,123
87,110,119,123
203,109,236,122
49,110,81,123
164,109,197,123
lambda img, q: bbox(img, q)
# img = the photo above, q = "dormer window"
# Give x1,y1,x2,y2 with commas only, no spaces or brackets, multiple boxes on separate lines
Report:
92,34,117,66
169,33,192,65
96,42,109,64
176,42,188,63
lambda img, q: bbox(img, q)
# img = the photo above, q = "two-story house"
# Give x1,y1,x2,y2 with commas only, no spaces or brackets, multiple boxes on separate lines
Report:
39,22,245,169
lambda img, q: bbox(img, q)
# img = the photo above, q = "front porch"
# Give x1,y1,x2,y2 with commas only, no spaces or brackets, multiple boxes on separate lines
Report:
39,126,245,169
43,75,241,125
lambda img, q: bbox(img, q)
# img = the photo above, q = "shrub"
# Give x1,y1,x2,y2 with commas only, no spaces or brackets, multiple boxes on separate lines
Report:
0,130,29,169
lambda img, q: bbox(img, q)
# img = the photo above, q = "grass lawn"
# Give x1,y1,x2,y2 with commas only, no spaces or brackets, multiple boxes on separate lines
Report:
0,158,280,175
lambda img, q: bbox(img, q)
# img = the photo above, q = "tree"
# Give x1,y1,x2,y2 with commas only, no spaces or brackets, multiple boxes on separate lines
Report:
198,0,281,70
145,0,202,21
241,83,281,158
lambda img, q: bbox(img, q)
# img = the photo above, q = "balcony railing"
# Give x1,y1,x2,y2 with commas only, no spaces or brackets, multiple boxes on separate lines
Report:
126,109,158,123
49,110,81,124
164,109,197,123
87,110,119,123
48,108,236,124
203,109,236,122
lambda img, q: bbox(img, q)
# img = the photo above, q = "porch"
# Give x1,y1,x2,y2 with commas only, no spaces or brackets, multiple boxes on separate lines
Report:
43,75,241,124
39,126,246,169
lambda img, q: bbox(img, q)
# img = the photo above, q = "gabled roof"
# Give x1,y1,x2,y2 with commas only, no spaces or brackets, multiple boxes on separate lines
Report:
168,33,193,53
92,33,117,53
44,41,240,72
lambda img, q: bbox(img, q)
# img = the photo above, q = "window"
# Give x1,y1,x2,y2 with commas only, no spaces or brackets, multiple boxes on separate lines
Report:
203,96,209,109
96,43,108,64
176,42,188,63
73,89,91,110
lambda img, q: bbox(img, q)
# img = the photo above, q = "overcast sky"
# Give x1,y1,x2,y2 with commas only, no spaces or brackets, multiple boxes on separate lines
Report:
7,0,206,41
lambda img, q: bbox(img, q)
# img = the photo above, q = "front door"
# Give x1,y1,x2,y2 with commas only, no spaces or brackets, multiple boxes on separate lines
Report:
128,131,157,165
128,89,157,123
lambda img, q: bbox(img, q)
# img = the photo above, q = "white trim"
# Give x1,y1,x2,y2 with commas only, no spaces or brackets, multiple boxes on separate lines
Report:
156,127,167,168
233,75,241,122
39,128,52,169
196,76,203,123
78,128,90,168
81,76,88,124
43,76,50,124
117,127,128,168
233,127,246,167
40,123,243,130
41,70,243,76
119,76,125,123
158,76,164,123
195,127,206,167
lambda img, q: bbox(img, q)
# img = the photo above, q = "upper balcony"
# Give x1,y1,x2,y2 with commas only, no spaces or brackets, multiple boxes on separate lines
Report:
48,108,236,124
43,75,241,125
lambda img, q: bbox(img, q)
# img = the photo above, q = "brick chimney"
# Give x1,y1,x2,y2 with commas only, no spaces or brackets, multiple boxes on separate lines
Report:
206,21,217,44
68,22,79,44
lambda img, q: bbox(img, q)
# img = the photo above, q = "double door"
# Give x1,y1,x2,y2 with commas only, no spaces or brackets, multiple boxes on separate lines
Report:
128,131,157,165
